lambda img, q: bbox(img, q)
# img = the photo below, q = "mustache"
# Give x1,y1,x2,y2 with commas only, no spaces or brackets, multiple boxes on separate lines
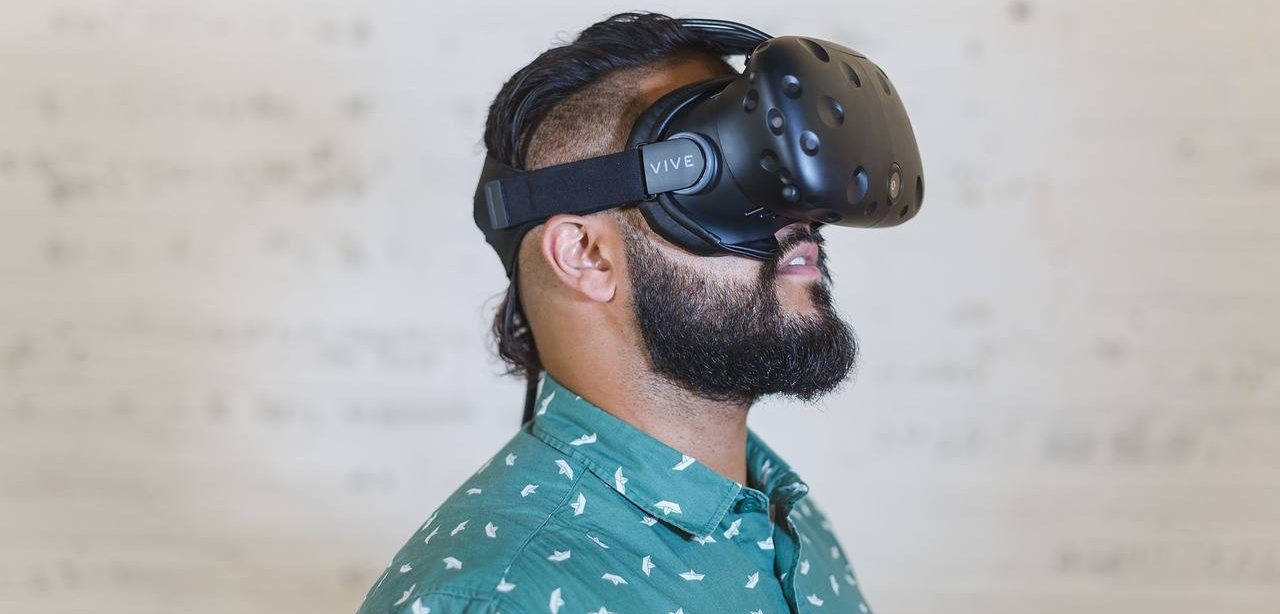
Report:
774,224,826,261
770,224,831,282
765,224,833,288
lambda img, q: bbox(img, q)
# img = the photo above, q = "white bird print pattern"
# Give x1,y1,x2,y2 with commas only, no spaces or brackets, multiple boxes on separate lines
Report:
555,459,575,480
654,500,682,515
723,517,742,539
537,391,555,416
672,454,696,471
587,534,610,549
613,467,627,494
359,374,875,614
679,569,705,581
548,587,564,614
393,583,415,607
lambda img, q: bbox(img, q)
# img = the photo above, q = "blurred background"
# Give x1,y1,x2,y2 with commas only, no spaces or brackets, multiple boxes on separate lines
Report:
1,1,1277,613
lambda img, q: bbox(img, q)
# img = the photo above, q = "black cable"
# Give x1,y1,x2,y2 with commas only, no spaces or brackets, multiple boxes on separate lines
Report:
504,260,540,426
677,18,772,53
522,368,538,426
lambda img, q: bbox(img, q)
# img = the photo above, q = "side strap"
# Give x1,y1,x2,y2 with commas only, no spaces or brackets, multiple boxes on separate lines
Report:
483,149,646,230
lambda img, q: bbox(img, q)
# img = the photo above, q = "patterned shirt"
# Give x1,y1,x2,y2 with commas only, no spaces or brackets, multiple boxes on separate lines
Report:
355,373,875,614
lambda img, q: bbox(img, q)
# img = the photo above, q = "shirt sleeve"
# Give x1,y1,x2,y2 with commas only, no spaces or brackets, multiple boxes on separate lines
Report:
387,589,505,614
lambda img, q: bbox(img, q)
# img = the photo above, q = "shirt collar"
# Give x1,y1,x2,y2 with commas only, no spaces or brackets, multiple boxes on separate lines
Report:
527,372,809,537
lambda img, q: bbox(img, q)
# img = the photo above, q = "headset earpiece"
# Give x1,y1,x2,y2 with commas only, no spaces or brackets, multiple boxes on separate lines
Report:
624,77,737,256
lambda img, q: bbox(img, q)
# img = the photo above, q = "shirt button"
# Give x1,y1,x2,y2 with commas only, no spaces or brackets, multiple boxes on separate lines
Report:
735,497,764,513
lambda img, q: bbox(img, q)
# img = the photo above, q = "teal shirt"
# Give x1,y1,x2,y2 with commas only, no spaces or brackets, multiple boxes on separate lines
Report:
356,374,875,614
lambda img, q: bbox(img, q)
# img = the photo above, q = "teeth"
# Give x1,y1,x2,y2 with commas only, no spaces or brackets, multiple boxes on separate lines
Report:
788,257,806,266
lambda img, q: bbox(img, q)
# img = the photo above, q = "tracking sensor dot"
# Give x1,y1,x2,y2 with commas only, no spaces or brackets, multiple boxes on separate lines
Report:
876,67,892,95
800,38,830,62
800,130,820,155
819,96,844,127
840,62,862,87
759,150,780,172
767,108,785,135
782,75,802,98
847,167,869,204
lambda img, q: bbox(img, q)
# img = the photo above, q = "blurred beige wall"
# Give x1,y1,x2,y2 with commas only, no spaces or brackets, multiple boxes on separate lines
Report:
1,1,1277,613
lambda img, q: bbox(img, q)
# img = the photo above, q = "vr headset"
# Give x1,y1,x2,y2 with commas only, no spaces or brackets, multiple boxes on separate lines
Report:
474,18,924,277
472,18,924,424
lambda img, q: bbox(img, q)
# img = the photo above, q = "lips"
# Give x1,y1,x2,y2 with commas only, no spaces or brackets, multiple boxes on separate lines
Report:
777,241,820,276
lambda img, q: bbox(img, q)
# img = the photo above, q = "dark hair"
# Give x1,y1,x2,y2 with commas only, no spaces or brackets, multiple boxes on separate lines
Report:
483,12,735,380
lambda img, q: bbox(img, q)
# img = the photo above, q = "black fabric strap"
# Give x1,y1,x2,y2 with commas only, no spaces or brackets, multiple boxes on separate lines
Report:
485,149,647,229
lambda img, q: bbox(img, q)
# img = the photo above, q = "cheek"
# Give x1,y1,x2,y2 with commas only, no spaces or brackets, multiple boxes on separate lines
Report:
659,244,762,285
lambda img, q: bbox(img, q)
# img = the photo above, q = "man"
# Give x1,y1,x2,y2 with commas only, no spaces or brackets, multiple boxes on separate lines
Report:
357,13,874,614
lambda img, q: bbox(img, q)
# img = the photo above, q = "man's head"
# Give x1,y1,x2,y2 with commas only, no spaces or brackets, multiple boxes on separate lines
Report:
483,13,857,406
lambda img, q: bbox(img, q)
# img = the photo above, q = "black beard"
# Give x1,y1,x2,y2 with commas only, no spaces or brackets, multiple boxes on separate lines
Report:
622,221,858,406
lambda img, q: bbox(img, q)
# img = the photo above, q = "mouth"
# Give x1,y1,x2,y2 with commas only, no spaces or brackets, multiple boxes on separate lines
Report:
776,241,820,278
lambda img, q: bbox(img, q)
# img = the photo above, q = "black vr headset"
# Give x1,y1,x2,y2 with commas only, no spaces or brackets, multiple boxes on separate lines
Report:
472,18,924,423
475,18,923,275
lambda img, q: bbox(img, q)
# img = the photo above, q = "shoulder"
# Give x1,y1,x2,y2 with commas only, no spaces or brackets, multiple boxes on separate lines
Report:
356,428,590,614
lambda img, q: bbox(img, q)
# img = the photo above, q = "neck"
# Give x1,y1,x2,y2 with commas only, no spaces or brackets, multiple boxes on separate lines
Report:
548,366,753,486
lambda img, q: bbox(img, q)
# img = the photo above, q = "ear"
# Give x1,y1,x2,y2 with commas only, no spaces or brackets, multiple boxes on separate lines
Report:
539,214,618,303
